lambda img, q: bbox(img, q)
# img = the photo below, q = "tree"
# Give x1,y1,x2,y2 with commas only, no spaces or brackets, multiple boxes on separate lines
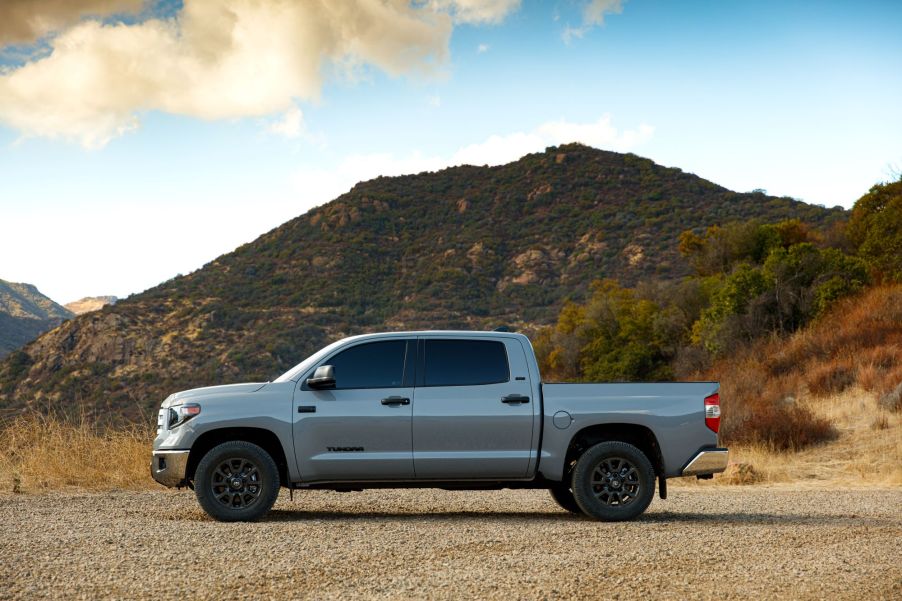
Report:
847,179,902,282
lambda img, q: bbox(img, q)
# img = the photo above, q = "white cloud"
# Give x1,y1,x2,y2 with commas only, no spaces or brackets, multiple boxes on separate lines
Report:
0,0,522,148
563,0,623,43
453,115,652,165
477,43,490,53
427,94,442,108
292,114,654,207
268,106,304,139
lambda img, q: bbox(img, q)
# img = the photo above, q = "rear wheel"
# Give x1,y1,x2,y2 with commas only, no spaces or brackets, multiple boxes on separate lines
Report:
571,441,655,522
548,483,582,514
194,441,280,522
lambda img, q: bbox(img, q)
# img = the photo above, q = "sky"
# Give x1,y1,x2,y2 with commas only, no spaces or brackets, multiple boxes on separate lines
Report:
1,0,900,304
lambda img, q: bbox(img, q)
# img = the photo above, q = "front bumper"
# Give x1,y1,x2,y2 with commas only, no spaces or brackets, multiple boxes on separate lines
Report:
151,450,190,487
681,448,729,477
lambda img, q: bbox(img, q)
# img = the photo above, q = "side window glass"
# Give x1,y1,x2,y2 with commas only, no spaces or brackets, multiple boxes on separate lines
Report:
327,340,407,389
424,340,509,387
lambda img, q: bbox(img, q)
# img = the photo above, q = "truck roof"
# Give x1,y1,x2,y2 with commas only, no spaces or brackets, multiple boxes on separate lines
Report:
334,330,531,343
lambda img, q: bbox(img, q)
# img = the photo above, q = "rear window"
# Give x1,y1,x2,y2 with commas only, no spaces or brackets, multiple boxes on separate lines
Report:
424,339,509,387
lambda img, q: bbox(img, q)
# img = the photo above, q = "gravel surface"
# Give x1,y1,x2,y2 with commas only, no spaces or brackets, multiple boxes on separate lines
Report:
2,487,900,600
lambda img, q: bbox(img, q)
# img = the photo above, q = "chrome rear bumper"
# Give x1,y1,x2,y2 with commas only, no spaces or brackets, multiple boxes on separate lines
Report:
681,448,729,477
151,450,190,487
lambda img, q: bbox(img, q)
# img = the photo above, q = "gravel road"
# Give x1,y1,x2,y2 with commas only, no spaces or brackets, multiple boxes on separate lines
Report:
2,487,900,600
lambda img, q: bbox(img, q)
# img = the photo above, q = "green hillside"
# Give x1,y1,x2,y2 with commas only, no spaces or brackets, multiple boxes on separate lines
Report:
0,144,844,421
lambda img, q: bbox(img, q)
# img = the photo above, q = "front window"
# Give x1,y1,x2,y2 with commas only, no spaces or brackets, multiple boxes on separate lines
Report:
327,340,408,389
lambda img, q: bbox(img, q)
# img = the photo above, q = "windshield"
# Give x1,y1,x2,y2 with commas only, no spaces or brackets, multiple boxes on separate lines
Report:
273,337,350,383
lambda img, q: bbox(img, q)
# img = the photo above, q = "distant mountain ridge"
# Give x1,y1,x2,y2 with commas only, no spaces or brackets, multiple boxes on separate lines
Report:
0,279,73,359
0,144,845,420
65,296,118,315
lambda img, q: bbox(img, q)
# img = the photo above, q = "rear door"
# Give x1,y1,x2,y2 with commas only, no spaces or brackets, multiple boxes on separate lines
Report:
293,338,415,482
412,336,535,479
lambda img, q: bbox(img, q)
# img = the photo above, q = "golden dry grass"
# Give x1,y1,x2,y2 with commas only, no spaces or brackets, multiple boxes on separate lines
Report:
0,413,155,493
675,387,902,488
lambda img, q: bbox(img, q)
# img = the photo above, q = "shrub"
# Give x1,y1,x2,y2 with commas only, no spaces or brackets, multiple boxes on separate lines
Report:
807,361,856,397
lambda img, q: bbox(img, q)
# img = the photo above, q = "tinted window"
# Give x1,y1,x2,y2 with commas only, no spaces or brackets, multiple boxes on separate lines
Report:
327,340,407,389
424,339,509,387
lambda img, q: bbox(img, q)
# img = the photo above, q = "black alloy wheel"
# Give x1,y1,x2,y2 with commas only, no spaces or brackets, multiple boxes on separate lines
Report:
210,457,263,509
571,441,655,521
194,441,280,521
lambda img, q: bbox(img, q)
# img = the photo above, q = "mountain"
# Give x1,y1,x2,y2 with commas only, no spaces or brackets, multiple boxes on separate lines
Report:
0,280,73,359
0,144,845,421
65,296,118,315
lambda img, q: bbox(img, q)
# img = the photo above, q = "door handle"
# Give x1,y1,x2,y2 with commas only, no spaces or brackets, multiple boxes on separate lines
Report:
381,396,410,406
501,394,530,404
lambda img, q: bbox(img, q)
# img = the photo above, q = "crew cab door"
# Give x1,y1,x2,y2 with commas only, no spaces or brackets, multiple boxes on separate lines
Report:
293,338,415,482
412,336,536,479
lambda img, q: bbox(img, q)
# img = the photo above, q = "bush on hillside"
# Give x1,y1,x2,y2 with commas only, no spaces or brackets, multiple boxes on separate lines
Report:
848,179,902,282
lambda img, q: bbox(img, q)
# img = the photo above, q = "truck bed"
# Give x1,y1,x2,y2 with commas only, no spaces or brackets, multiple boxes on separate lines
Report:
538,381,721,479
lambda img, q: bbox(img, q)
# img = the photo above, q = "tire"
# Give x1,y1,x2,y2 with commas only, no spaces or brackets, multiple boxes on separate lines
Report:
194,441,280,522
571,441,655,522
548,483,583,514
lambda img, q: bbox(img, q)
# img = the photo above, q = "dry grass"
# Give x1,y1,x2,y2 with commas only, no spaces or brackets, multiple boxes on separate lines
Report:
0,413,155,493
676,387,902,488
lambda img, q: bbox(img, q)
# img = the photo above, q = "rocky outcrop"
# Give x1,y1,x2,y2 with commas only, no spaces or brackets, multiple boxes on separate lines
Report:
64,296,118,315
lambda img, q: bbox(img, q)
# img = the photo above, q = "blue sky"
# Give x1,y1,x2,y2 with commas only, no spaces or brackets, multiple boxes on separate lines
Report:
1,0,900,303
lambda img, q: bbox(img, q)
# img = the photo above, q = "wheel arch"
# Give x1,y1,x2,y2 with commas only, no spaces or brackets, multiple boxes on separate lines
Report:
563,423,664,479
186,427,290,486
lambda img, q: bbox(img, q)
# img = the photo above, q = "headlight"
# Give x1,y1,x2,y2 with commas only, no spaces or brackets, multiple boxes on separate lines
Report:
168,403,201,429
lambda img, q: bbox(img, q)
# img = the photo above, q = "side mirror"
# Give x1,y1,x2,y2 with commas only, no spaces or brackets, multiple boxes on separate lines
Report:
306,365,335,389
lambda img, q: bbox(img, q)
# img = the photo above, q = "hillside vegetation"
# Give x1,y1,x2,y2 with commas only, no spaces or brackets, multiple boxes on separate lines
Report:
0,279,73,359
676,283,902,488
536,178,902,452
0,144,843,420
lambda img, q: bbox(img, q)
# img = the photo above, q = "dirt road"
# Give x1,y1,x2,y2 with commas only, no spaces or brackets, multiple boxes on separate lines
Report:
2,487,900,600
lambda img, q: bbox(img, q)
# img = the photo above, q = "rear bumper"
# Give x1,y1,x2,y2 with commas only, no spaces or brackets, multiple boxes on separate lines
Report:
681,448,729,477
151,450,190,487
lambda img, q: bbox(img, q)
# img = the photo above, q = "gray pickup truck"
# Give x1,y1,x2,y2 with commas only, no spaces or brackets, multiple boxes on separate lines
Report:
152,331,727,521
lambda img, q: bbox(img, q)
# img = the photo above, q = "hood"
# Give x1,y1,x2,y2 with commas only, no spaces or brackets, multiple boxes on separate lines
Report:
162,382,268,407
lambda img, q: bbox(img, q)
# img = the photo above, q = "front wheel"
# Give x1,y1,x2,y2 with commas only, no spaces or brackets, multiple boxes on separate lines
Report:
194,441,280,522
571,441,655,521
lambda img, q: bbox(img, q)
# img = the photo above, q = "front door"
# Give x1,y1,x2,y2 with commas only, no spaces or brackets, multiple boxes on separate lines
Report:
412,337,536,479
293,338,415,482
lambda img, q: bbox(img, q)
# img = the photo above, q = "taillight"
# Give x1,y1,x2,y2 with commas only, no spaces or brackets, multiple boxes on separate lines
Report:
704,392,721,433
